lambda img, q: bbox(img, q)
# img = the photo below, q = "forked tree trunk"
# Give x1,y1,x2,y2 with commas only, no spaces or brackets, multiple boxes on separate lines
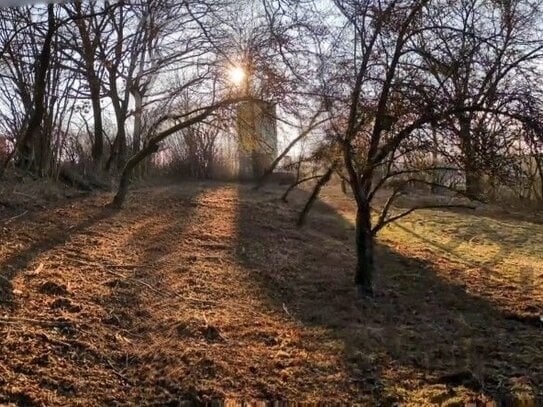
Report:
355,204,375,297
16,4,55,172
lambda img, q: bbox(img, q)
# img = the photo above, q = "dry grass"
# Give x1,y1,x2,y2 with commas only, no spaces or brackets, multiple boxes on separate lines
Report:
0,180,542,406
318,184,543,319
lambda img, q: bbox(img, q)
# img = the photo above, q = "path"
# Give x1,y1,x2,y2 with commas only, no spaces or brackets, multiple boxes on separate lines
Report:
1,182,542,406
0,183,357,406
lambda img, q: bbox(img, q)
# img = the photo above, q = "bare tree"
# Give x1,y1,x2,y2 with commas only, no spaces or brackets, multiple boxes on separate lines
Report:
265,0,543,297
61,1,110,168
416,0,543,198
0,5,56,174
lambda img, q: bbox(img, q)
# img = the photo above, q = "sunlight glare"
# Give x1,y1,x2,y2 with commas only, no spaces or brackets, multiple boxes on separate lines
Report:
229,66,246,86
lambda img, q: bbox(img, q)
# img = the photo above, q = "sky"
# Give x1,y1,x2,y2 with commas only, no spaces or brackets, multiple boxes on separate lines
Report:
0,0,51,6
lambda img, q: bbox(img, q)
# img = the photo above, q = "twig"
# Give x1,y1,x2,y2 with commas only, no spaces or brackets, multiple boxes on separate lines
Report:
71,258,144,269
102,267,165,295
282,303,293,318
100,266,216,305
108,264,143,268
0,317,75,327
71,259,216,305
105,358,133,385
2,210,28,224
13,191,34,199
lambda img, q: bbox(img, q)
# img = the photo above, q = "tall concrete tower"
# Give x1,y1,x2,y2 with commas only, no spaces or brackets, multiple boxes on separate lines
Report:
237,100,277,180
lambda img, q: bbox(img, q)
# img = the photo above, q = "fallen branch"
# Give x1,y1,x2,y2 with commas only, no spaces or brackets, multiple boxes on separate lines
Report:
70,258,216,305
100,267,164,296
106,358,133,385
13,191,35,199
2,210,28,224
100,264,216,305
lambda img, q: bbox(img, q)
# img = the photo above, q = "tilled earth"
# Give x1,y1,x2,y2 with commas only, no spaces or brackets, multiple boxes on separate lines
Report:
0,182,542,406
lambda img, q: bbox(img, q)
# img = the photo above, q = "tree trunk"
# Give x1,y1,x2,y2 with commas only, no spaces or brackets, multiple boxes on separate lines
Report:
458,114,483,199
131,90,144,179
89,77,104,167
431,129,440,194
106,67,128,172
465,164,484,199
110,142,159,208
297,167,333,226
132,90,143,155
115,117,127,171
16,4,55,172
355,205,375,297
71,1,104,168
341,178,348,194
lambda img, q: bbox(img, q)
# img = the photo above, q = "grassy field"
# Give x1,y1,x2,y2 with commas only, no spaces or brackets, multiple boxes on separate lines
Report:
318,185,543,314
0,180,541,406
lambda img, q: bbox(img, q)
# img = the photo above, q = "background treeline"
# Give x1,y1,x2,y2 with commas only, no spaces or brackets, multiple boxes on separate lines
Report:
0,0,266,183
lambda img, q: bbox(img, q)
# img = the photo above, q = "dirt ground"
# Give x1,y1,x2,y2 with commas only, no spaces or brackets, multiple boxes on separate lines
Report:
0,180,542,406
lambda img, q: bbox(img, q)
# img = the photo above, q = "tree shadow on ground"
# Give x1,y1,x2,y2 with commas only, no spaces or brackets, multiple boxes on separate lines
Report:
0,182,218,406
234,184,543,404
93,182,225,404
97,183,208,337
0,196,120,310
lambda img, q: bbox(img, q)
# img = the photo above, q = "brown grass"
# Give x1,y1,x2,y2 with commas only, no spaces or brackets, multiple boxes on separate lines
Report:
0,180,542,406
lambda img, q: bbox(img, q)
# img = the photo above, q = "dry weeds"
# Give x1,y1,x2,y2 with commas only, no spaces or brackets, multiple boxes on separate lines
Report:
0,180,541,406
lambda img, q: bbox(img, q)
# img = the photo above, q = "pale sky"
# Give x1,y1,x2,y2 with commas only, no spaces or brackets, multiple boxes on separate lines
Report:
0,0,51,7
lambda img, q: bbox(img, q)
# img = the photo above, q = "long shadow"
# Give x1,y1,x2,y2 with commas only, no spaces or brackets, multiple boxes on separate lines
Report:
94,182,221,404
97,183,208,333
390,188,543,226
0,178,202,309
235,183,543,404
0,195,120,310
0,182,221,406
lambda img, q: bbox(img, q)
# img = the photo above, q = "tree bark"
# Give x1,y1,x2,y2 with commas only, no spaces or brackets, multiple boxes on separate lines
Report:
105,65,128,172
132,89,143,156
110,142,158,208
16,4,55,172
465,164,484,199
297,167,333,226
89,75,104,167
355,204,375,297
71,1,104,168
458,114,483,199
341,177,348,194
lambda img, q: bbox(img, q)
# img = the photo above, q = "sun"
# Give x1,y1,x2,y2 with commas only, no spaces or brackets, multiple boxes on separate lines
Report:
228,66,246,85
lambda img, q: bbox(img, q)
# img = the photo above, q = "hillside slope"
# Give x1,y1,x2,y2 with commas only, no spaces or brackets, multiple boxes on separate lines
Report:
0,182,541,406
